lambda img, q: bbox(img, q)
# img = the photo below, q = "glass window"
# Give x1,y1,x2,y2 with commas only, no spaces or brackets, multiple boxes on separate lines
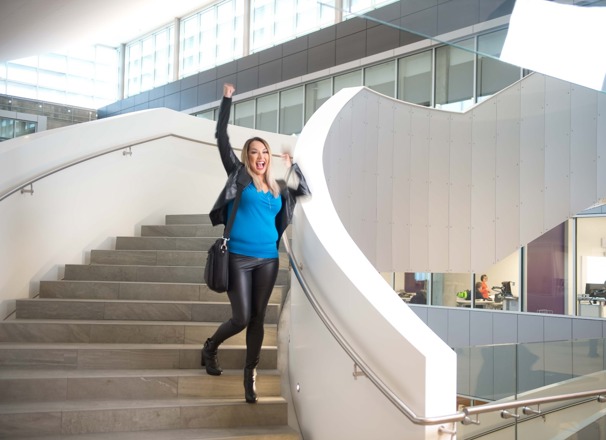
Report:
305,78,332,122
14,120,36,137
364,60,396,97
0,118,36,141
344,0,398,17
251,0,336,53
256,93,279,133
477,29,521,102
234,100,255,128
0,118,14,141
526,223,567,314
334,70,362,94
180,0,244,79
126,26,175,97
279,86,304,135
432,273,471,307
196,109,216,120
435,38,475,112
398,51,432,106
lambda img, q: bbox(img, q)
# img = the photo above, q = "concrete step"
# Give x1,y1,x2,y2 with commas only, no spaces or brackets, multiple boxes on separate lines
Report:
0,368,281,402
62,264,290,285
115,236,217,251
166,214,212,225
0,320,277,345
90,250,207,267
14,299,280,323
141,224,221,237
90,250,289,270
115,236,289,254
0,343,277,370
15,425,300,440
39,280,284,304
0,397,289,438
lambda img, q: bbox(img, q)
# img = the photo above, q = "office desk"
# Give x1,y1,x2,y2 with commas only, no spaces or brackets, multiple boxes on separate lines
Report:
578,295,606,318
456,298,503,309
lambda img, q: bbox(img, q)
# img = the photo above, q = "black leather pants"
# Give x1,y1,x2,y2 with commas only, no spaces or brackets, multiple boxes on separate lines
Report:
210,253,279,368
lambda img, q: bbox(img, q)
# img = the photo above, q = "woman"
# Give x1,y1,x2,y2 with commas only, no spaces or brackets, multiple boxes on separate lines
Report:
201,83,310,403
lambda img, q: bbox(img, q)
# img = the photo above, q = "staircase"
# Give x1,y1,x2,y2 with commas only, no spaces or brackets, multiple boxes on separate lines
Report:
0,214,300,439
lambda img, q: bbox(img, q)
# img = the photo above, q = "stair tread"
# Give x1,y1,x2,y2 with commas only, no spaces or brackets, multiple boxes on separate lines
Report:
0,368,280,379
2,319,277,327
41,279,287,286
15,425,299,440
0,396,287,413
18,298,237,305
0,342,276,349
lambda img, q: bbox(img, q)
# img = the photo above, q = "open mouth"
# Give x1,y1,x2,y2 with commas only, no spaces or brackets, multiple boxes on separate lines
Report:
255,161,265,171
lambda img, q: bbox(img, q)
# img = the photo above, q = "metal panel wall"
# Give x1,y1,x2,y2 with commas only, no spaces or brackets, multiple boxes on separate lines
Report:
448,112,473,271
427,111,451,270
392,104,412,270
596,93,606,201
322,73,606,275
543,77,572,231
495,83,521,257
376,99,396,270
409,109,431,271
570,86,598,214
470,101,498,272
518,75,546,247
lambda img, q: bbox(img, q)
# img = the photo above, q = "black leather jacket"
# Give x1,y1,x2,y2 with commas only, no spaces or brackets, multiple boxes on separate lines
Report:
209,96,311,249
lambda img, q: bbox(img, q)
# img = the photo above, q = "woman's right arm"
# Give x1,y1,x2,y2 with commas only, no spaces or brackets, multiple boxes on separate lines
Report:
214,83,240,174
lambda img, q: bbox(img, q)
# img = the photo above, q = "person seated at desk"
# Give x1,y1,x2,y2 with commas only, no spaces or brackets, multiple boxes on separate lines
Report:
474,281,489,308
479,274,491,299
475,282,489,300
409,290,427,305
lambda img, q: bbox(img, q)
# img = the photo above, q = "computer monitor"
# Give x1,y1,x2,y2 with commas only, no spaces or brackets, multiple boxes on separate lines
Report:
585,283,606,297
502,281,513,297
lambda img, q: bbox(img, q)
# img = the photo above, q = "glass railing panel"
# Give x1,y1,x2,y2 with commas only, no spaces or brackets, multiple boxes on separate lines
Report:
345,0,606,95
458,338,606,438
572,338,605,377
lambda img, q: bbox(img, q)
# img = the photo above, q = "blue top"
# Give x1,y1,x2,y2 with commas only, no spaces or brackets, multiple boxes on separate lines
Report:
227,182,282,258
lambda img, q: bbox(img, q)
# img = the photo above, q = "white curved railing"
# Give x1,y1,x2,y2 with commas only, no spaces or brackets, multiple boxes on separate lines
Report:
288,87,457,439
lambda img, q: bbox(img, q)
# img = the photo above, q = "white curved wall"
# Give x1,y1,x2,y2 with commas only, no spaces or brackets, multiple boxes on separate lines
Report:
290,88,457,439
0,108,296,319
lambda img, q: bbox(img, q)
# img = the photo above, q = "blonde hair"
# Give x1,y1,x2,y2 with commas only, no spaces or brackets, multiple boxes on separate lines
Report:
241,137,280,197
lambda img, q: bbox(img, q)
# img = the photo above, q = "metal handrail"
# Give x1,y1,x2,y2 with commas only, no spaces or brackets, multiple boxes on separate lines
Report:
281,235,606,431
0,130,288,204
0,133,216,203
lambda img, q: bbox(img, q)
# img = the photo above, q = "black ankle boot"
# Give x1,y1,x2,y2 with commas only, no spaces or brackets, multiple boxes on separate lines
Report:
244,367,258,403
201,338,222,376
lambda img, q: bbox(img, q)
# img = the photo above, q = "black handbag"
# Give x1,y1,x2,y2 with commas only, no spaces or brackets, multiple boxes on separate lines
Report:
204,187,242,293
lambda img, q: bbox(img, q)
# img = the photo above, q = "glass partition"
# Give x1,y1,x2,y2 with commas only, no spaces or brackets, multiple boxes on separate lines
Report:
458,337,606,438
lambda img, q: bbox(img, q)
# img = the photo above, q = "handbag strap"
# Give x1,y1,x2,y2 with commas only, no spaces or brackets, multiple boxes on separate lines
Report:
223,184,243,241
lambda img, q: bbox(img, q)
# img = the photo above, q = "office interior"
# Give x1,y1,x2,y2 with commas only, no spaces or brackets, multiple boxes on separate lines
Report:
388,209,606,316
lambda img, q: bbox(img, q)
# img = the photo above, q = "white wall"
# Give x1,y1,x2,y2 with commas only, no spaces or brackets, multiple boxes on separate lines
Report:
577,216,606,293
0,107,296,319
